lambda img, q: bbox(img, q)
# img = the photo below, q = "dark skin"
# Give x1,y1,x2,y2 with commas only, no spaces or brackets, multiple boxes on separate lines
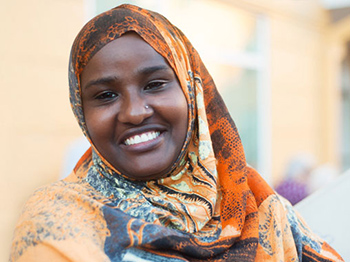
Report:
81,33,188,181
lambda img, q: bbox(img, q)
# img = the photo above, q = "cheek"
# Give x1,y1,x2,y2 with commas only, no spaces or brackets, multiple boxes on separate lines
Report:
172,91,189,138
84,107,115,144
179,98,189,130
178,89,189,122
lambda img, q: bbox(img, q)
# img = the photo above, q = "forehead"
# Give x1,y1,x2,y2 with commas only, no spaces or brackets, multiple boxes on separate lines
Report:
81,33,173,80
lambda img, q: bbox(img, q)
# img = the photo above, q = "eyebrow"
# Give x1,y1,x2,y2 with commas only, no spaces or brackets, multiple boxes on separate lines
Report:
83,65,171,90
83,76,118,90
137,65,170,75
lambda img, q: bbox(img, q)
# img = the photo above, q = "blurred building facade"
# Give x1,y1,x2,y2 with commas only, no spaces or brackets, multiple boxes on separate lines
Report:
1,0,349,260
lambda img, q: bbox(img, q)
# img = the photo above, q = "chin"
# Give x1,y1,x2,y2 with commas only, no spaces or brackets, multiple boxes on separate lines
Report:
125,168,170,181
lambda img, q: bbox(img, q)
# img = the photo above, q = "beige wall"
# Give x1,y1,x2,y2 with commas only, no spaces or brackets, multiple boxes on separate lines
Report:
324,16,350,167
268,2,330,181
267,2,349,181
229,0,343,182
0,0,85,260
217,0,334,182
1,0,347,261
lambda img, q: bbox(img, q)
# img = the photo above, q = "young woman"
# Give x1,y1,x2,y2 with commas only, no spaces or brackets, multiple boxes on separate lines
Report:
10,4,343,261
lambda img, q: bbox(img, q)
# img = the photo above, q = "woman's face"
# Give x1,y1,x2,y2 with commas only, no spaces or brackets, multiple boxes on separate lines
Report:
81,33,188,180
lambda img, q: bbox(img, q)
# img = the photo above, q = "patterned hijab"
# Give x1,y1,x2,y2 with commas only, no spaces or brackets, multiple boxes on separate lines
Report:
11,4,343,262
69,3,253,237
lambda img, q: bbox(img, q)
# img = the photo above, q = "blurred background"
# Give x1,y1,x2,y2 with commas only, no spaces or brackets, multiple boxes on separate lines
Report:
1,0,350,260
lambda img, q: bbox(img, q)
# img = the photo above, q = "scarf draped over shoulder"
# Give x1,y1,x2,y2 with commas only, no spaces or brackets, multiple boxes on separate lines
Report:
10,4,343,262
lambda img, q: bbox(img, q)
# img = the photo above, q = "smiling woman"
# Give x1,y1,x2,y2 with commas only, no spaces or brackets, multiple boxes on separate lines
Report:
81,33,188,181
10,4,344,262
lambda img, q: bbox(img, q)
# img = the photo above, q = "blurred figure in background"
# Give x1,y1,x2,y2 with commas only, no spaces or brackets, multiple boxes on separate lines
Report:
275,153,316,205
308,164,338,194
275,153,339,205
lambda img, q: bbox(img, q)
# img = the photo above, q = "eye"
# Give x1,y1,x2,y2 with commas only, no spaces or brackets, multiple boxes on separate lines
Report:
144,81,167,91
95,91,118,100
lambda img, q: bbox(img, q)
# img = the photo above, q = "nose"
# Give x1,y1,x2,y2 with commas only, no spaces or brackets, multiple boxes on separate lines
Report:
117,92,153,125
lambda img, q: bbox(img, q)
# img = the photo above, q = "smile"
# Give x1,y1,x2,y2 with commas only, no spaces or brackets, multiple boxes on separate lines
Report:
124,131,161,146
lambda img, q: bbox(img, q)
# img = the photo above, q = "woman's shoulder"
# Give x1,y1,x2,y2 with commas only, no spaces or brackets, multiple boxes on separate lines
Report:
19,148,96,218
18,173,106,223
10,175,110,262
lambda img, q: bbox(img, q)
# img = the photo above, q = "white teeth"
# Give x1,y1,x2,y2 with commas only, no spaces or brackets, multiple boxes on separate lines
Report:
134,135,141,144
141,133,148,141
124,131,160,146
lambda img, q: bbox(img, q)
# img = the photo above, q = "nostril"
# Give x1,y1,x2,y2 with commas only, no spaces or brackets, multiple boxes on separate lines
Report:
118,101,153,125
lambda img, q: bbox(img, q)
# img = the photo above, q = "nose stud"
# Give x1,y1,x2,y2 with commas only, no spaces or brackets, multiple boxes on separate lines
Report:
145,105,149,109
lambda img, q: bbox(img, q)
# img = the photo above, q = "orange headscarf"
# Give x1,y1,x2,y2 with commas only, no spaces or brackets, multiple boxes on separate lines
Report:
11,4,343,262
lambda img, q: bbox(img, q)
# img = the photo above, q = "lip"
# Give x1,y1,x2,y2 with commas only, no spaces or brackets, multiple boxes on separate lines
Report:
121,131,165,153
118,125,167,151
